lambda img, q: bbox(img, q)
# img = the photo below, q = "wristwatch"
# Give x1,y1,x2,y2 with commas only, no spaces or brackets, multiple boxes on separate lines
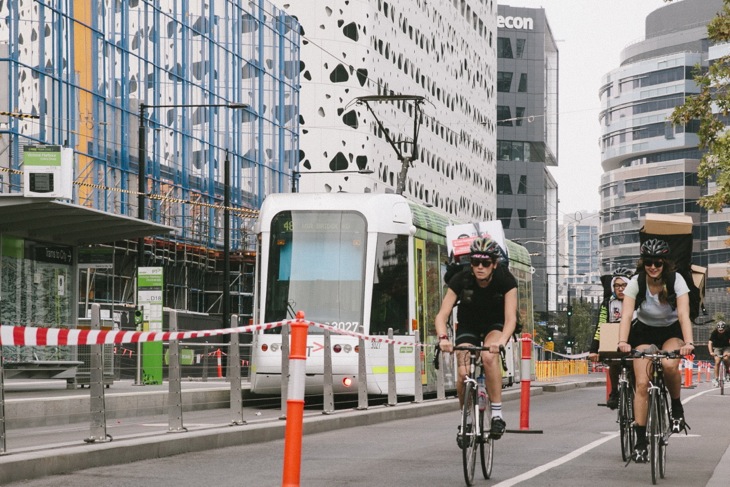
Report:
438,334,449,341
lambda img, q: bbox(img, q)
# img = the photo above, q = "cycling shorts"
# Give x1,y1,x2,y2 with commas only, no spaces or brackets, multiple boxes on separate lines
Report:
455,323,504,347
713,347,730,356
628,320,682,349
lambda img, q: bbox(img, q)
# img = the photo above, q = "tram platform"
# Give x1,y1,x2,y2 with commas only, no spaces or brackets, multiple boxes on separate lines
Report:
1,374,606,484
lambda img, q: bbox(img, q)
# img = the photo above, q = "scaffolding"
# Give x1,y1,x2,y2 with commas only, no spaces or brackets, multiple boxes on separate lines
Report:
0,0,300,325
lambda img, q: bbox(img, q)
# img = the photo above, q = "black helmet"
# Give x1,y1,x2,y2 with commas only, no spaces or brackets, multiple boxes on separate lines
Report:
612,267,633,278
640,238,670,258
717,321,726,330
469,237,502,259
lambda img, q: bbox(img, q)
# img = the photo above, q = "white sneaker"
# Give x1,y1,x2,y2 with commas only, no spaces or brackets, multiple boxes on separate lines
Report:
712,379,719,387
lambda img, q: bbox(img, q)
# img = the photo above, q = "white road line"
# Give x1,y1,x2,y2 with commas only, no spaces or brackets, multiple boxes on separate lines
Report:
495,386,712,486
493,433,619,487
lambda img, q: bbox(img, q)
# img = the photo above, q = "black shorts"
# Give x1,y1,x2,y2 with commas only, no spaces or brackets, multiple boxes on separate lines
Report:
628,320,683,349
455,323,504,346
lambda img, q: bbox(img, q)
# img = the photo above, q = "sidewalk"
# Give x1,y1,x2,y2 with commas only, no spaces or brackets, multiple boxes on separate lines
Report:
1,374,604,484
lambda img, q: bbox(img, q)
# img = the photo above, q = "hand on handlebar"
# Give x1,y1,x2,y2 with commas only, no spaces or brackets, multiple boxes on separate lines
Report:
588,352,599,362
679,343,694,356
617,342,632,354
439,339,453,353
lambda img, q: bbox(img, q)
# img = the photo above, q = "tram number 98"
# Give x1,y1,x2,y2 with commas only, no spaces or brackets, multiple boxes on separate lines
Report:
325,321,359,332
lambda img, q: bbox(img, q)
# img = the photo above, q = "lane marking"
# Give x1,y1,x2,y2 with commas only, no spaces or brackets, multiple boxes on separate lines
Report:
493,433,618,487
495,389,712,485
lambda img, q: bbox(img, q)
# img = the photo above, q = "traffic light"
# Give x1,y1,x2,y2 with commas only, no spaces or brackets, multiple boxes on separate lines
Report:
566,305,573,317
134,308,143,329
565,336,575,347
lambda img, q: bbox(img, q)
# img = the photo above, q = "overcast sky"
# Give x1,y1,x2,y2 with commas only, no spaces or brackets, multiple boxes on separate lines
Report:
500,0,669,221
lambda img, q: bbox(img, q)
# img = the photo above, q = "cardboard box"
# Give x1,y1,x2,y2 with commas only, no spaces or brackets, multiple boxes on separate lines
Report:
598,322,622,357
446,221,507,259
692,264,707,304
642,213,693,235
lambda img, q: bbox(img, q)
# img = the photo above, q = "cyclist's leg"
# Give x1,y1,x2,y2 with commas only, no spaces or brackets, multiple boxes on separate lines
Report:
713,350,721,380
632,351,652,427
722,349,730,373
455,350,469,408
661,337,683,401
482,329,506,439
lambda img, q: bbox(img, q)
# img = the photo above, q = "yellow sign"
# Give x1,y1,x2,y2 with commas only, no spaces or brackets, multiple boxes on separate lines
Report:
545,341,554,351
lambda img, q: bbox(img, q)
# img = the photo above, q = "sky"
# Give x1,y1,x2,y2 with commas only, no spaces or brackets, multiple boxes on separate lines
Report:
500,0,669,220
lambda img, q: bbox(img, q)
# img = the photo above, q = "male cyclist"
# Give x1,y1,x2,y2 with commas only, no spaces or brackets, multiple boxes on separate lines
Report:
708,321,730,387
435,237,518,443
588,267,634,409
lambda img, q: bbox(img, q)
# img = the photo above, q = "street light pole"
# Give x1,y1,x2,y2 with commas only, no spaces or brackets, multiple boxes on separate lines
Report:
223,150,230,329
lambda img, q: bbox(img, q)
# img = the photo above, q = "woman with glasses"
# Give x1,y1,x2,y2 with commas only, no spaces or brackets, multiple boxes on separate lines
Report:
435,237,518,442
588,267,634,409
617,238,695,463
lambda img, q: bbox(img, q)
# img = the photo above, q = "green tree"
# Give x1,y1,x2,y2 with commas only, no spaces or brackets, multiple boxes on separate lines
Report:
669,0,730,212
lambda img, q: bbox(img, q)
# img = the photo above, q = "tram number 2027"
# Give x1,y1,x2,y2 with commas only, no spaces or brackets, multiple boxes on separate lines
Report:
324,321,359,332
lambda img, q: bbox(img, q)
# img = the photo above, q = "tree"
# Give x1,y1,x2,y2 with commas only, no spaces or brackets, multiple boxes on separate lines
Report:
668,0,730,212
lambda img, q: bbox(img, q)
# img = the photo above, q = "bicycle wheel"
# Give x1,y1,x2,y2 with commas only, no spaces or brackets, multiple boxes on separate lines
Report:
659,394,669,479
461,382,478,486
619,382,633,461
720,362,726,396
479,408,494,479
648,391,659,485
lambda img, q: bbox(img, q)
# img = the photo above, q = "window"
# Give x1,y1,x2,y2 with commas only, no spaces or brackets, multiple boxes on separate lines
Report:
497,174,512,194
497,37,513,58
518,209,527,229
497,106,512,126
497,208,512,229
497,71,513,92
518,175,527,194
518,73,527,92
515,39,526,58
515,107,525,126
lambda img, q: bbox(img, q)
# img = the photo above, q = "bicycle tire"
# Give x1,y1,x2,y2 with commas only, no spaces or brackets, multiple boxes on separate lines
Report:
619,381,633,461
479,408,494,479
659,393,669,479
648,390,659,485
462,382,478,486
720,362,726,396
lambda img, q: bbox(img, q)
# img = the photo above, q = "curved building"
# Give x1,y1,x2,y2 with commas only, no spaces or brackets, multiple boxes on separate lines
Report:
599,0,728,319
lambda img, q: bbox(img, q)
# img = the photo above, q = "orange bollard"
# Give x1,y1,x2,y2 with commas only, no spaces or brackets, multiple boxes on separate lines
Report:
605,367,612,402
683,359,692,388
707,362,712,382
216,348,223,378
282,311,309,487
520,333,532,430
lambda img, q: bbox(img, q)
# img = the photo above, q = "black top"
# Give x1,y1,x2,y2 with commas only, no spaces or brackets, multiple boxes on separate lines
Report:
710,329,730,348
448,265,517,337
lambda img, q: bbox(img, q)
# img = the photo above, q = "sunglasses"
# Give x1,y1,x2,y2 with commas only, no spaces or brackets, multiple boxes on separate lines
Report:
644,258,664,268
471,258,494,268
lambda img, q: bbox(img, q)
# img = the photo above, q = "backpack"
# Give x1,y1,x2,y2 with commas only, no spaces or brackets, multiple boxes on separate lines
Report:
635,232,706,322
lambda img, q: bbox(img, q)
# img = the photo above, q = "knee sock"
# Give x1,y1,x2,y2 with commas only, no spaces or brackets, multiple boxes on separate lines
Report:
635,425,647,448
490,402,503,419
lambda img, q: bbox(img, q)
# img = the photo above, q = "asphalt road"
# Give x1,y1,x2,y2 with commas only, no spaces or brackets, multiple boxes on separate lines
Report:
7,381,729,486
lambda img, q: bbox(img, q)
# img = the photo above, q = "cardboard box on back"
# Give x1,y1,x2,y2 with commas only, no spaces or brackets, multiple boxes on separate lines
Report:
642,213,693,235
598,322,622,357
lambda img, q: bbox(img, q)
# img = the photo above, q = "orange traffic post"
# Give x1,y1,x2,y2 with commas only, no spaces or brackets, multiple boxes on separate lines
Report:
605,367,612,402
282,311,309,487
682,358,692,388
216,348,223,378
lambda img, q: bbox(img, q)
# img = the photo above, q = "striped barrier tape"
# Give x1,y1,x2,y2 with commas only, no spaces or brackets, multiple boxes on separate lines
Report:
0,319,432,348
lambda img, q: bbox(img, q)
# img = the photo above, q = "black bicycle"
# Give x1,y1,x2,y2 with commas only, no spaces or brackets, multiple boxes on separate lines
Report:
632,348,681,485
604,356,635,461
448,345,506,486
716,354,727,395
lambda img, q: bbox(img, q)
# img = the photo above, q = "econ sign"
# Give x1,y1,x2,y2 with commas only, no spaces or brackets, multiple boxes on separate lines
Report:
497,15,534,30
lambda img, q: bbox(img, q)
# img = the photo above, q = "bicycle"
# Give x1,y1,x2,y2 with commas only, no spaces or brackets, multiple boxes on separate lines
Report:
451,344,507,487
631,347,681,485
603,356,635,461
715,354,727,395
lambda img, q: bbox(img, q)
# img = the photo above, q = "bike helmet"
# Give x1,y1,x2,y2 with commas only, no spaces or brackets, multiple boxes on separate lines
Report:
612,267,634,279
717,321,726,330
640,238,670,258
469,237,502,259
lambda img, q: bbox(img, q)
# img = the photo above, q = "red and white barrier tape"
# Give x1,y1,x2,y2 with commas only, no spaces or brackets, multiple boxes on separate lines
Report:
2,319,440,348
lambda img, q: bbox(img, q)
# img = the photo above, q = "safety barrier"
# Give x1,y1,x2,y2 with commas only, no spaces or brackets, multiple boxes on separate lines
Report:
534,359,589,381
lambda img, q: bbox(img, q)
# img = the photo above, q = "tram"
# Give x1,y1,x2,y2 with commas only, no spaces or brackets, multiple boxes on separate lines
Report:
249,193,534,395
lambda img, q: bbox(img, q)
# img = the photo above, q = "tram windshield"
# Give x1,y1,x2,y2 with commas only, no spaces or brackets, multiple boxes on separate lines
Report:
264,210,366,333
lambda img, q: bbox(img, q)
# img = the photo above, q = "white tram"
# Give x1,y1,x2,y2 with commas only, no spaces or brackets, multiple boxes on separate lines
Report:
249,193,534,395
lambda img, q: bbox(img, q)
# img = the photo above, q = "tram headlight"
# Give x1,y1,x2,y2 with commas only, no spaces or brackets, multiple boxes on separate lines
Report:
342,377,353,387
343,344,352,353
261,344,268,352
271,343,280,352
333,344,342,353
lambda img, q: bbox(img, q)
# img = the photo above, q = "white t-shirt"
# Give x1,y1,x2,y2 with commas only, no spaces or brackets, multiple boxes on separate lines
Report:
624,272,689,327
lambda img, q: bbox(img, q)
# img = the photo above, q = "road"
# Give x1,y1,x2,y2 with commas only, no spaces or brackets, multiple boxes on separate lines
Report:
8,382,729,486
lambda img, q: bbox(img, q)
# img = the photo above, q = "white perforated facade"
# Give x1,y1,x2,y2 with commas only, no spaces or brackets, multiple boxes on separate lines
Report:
280,0,498,221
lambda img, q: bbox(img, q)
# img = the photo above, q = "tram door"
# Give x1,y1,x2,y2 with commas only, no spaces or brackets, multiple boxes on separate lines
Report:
414,238,427,386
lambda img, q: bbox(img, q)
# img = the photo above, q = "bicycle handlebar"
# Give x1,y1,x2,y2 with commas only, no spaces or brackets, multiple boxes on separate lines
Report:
630,348,682,360
434,344,508,372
